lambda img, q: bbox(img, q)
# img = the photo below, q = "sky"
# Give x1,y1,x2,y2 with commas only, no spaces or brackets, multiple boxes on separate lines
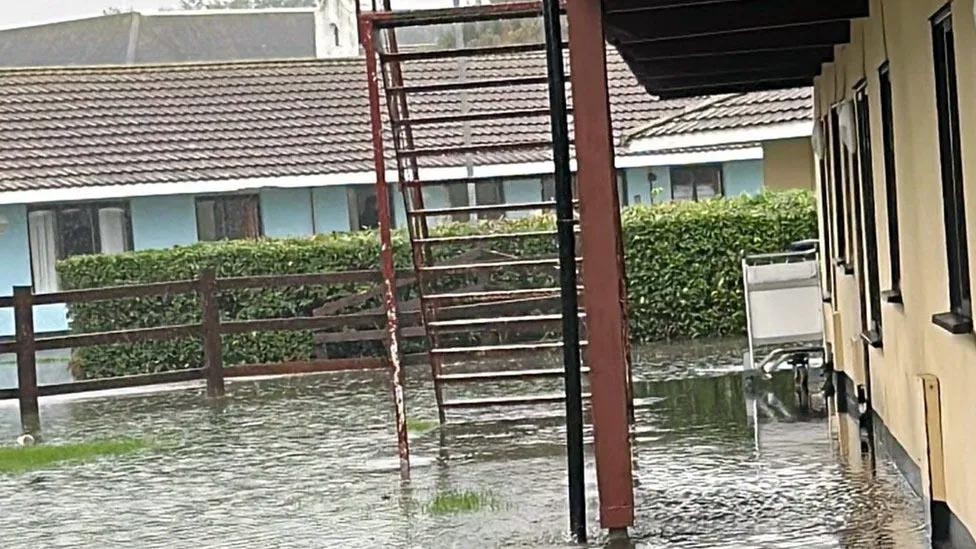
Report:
0,0,452,30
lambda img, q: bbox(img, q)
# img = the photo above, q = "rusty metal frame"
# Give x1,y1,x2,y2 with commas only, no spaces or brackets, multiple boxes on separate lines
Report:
357,0,635,531
566,0,636,531
360,19,411,480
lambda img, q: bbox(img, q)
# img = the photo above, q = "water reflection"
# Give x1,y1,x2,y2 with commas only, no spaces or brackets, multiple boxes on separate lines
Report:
0,340,928,548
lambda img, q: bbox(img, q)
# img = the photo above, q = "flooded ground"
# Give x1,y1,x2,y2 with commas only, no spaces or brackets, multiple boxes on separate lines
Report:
0,340,928,548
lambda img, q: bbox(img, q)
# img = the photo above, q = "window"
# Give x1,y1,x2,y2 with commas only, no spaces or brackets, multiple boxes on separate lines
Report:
817,117,834,297
932,7,972,328
475,179,505,220
879,63,902,300
445,182,471,222
670,165,723,201
855,86,883,343
195,195,261,241
28,202,132,293
830,108,847,266
348,186,380,230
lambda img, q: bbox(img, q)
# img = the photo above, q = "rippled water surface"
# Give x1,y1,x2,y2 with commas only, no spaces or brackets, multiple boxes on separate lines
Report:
0,340,929,548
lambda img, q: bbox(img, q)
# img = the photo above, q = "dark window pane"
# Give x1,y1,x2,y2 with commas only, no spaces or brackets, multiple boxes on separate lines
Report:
855,87,882,334
57,207,97,258
670,165,722,202
830,109,847,263
196,196,261,241
446,182,470,222
879,65,901,292
475,179,504,219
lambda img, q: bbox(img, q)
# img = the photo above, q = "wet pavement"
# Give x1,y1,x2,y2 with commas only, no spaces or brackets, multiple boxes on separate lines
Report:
0,339,929,548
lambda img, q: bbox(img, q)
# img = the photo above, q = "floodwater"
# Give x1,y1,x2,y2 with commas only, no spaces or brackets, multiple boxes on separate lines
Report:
0,340,929,548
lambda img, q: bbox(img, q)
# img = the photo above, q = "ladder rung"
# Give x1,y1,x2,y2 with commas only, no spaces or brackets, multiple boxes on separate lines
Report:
380,42,564,62
442,393,591,409
387,75,550,94
429,313,584,329
420,257,581,274
410,201,556,216
437,368,590,383
393,108,558,127
432,340,587,357
367,2,562,30
425,287,576,306
413,231,558,244
399,141,555,158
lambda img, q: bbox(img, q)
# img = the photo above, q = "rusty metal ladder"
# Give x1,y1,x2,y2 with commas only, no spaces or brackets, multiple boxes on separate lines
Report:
364,3,587,423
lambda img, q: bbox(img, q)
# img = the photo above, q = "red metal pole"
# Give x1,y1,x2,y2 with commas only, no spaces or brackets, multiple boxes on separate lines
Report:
566,0,635,532
361,18,411,480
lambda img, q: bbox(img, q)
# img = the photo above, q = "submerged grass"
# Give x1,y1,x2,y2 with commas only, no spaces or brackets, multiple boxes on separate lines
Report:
0,439,152,474
426,489,503,515
406,419,438,435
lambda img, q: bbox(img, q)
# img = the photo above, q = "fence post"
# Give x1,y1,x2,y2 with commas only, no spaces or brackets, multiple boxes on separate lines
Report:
13,286,39,434
199,268,225,398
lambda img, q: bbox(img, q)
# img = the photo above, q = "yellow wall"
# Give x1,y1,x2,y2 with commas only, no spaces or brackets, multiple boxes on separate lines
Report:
815,0,976,536
762,137,815,191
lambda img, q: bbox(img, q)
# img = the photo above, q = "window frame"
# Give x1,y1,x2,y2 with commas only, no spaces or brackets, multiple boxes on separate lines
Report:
194,194,263,242
931,6,973,333
26,201,133,293
829,107,848,270
817,116,835,300
878,62,903,304
668,164,724,202
854,84,883,347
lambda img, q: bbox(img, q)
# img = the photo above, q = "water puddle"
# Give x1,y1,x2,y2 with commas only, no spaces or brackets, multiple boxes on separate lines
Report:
0,339,929,548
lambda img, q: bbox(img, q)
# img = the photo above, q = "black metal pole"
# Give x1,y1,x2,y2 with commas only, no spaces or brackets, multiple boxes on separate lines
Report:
541,0,586,542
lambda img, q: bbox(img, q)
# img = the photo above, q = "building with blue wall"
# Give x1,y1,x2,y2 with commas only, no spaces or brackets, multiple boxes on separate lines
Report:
0,55,813,337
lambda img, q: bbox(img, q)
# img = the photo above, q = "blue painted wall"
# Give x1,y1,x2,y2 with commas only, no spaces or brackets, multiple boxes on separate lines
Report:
261,188,314,238
623,166,671,205
131,195,198,250
312,186,351,233
0,205,70,336
723,160,764,197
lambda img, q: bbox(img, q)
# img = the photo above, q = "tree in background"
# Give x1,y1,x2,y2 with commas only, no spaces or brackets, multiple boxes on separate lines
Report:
435,18,543,48
179,0,315,8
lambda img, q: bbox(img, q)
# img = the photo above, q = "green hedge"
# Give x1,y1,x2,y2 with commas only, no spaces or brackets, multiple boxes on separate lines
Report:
58,191,816,378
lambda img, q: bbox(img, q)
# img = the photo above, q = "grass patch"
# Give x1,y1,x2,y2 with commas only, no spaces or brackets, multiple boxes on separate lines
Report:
407,419,438,435
0,439,152,474
426,489,503,515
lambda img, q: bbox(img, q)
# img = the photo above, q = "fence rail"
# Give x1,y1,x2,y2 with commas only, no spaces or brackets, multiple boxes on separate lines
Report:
0,268,417,433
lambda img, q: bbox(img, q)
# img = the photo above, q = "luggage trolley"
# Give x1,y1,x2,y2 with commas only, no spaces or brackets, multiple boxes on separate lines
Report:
741,240,827,388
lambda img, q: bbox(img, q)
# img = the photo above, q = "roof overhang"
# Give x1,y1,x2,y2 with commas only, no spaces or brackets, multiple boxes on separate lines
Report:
604,0,869,98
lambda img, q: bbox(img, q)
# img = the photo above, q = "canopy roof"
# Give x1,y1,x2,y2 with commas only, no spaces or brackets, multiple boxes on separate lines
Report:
604,0,869,98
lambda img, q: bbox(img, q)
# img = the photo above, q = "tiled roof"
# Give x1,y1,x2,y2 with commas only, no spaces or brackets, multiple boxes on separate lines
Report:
624,88,813,142
0,51,809,194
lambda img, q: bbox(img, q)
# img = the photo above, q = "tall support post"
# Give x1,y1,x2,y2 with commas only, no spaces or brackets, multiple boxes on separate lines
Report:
541,0,586,542
566,0,636,532
199,268,225,398
13,286,40,434
361,18,411,480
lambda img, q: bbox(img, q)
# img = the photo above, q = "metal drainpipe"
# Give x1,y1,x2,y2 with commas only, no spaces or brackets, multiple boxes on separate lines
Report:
541,0,586,542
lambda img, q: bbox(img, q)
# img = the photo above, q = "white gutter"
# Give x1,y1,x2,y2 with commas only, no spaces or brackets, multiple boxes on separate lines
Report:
0,146,763,206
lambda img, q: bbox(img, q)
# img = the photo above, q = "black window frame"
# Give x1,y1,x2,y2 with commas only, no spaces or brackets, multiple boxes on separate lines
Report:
195,194,263,242
829,107,848,270
931,6,973,333
878,62,903,304
669,164,724,202
854,84,883,347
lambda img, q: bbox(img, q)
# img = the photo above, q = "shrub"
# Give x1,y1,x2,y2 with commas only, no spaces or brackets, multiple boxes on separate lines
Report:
57,191,816,378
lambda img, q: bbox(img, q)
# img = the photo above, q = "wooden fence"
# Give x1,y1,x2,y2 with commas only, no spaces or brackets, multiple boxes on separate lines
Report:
0,268,421,433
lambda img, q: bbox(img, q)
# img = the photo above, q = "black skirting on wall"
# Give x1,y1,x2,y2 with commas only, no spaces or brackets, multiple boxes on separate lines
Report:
835,370,976,548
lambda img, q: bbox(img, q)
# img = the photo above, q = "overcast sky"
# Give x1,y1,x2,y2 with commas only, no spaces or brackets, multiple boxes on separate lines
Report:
0,0,452,30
